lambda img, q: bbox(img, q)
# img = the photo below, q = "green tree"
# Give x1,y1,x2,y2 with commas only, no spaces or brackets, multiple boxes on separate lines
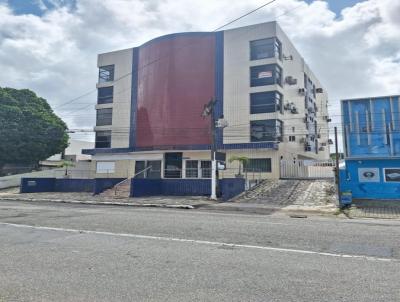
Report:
229,156,249,177
0,87,69,169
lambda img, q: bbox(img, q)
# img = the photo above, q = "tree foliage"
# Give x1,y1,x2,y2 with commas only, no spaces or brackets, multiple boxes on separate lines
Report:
0,87,69,167
229,156,249,176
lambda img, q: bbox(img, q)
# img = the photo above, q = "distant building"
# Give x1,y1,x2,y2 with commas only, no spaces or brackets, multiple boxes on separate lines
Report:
83,21,330,179
46,139,93,163
340,95,400,201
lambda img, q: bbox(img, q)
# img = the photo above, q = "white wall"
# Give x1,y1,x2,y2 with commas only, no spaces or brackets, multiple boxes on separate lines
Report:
223,21,330,160
97,48,133,148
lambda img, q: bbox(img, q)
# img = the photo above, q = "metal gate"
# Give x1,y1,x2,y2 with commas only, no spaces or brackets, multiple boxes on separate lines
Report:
280,159,335,179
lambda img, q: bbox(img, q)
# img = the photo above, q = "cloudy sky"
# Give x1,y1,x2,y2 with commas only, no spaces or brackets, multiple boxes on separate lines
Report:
0,0,399,145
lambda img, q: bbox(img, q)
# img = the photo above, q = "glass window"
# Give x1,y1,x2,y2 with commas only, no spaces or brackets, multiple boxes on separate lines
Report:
244,158,272,173
250,64,282,87
201,161,211,178
164,153,182,178
250,119,283,142
186,160,199,178
96,161,115,173
134,161,146,178
95,130,111,148
250,91,283,114
97,86,113,104
99,65,114,83
250,38,282,61
146,160,162,179
96,108,112,126
289,135,296,142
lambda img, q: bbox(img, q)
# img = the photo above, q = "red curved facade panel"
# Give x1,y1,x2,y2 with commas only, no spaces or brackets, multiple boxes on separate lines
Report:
136,34,215,148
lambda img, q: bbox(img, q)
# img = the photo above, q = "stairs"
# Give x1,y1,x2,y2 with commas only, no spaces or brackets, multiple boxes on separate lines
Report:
100,179,131,199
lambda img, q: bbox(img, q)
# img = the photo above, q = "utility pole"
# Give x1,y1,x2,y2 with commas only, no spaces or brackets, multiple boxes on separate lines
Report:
202,98,218,200
334,127,341,203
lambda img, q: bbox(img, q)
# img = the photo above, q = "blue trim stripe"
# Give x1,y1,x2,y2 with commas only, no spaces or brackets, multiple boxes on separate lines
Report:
214,31,224,149
82,141,278,155
129,47,139,148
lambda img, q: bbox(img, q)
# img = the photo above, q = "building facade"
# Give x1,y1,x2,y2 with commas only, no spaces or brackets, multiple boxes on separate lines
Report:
340,95,400,200
83,21,330,179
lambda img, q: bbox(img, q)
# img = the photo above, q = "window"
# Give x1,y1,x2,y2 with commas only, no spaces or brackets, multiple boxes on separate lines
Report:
134,161,146,178
250,64,282,87
250,119,283,142
243,158,272,173
96,161,115,173
135,160,162,178
186,160,199,178
95,130,111,148
289,135,296,142
96,108,112,126
250,38,282,61
97,86,113,104
250,91,283,114
147,161,162,179
99,65,114,83
201,161,211,178
164,153,182,178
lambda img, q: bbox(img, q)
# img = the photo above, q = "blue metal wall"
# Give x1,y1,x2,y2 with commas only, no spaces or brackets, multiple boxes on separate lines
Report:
20,178,56,193
131,178,245,200
54,179,94,192
20,178,125,195
340,159,400,200
219,178,246,201
342,96,400,157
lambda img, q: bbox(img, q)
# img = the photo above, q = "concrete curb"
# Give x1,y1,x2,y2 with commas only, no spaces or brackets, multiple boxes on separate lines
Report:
0,196,338,216
200,204,338,216
0,197,195,209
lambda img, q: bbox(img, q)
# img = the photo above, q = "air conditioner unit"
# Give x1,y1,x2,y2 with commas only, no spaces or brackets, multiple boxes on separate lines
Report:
288,103,298,114
327,118,332,122
284,103,291,110
317,134,321,139
316,88,323,93
299,137,306,144
298,88,307,95
321,142,327,146
328,139,334,145
319,146,325,151
285,76,298,85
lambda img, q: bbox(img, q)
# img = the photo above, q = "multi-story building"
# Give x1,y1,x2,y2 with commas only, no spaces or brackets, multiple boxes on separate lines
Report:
83,21,330,179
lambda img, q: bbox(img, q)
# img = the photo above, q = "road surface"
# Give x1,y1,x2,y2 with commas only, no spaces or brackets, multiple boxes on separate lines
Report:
0,200,399,301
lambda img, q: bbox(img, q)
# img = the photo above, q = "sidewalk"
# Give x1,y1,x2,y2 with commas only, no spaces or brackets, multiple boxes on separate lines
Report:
202,202,338,216
345,199,400,219
0,188,213,209
0,184,339,216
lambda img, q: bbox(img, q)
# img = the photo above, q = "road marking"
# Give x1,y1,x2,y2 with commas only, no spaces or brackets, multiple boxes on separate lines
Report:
0,222,397,263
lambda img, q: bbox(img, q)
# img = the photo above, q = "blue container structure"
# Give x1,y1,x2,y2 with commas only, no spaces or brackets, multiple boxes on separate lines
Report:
340,95,400,202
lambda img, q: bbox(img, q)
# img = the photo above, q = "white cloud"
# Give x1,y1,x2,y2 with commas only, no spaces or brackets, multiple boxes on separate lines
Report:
0,0,399,146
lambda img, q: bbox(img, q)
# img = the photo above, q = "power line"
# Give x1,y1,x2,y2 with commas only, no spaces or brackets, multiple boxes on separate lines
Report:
213,0,278,31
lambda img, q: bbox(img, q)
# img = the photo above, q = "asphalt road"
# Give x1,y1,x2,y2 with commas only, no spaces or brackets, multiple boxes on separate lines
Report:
0,200,399,302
